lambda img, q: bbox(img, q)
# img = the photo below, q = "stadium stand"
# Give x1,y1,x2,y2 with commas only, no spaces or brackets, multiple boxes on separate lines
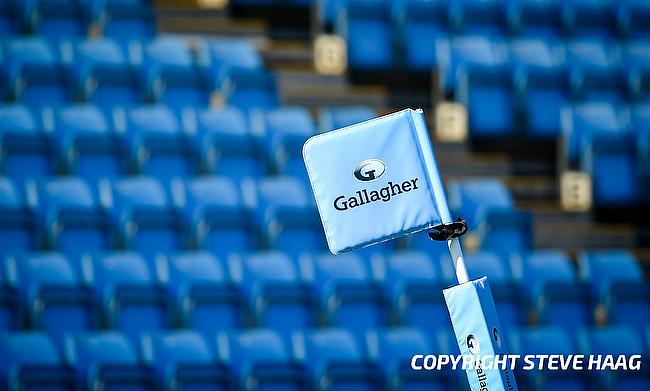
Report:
0,0,648,389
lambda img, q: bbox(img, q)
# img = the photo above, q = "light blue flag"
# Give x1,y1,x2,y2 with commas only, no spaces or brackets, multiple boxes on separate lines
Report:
303,108,519,391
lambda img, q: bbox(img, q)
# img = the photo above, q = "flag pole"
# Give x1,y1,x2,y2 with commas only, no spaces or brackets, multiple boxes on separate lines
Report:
448,237,469,284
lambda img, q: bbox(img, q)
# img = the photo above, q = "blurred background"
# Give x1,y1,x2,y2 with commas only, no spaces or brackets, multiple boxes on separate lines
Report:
0,0,649,390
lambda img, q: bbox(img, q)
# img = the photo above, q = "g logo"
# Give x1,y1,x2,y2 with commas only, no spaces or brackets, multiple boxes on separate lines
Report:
467,334,480,355
353,159,385,182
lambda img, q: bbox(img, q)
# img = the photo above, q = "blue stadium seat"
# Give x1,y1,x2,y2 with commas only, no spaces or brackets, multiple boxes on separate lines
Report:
517,250,591,331
298,329,380,391
318,106,376,132
507,0,563,38
52,104,123,179
0,1,20,36
457,65,515,138
106,176,183,257
93,0,156,41
404,232,451,257
221,67,279,111
0,257,17,331
617,0,650,38
9,253,92,340
477,209,533,256
178,176,252,256
143,331,229,391
65,332,154,391
622,40,650,100
238,251,313,334
226,329,306,390
22,0,87,39
142,37,210,110
122,106,193,180
450,0,505,35
251,176,326,255
396,0,447,71
462,251,523,332
339,0,394,70
0,332,74,391
509,327,589,391
370,328,452,391
578,326,650,390
88,253,167,339
579,250,649,332
0,104,52,178
308,253,384,334
564,38,625,102
510,38,568,138
192,107,264,177
0,177,36,257
253,107,316,178
561,101,629,167
199,38,263,87
164,252,241,333
447,178,514,232
377,251,449,333
73,38,141,111
34,177,109,255
562,0,616,37
581,130,640,207
315,0,347,31
5,38,70,107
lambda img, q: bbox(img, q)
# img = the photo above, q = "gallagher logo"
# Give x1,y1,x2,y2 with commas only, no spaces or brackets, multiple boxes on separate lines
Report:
353,159,385,182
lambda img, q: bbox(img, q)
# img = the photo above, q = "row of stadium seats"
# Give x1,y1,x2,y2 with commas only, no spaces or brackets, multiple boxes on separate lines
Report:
0,37,280,110
0,248,647,339
0,104,377,181
0,0,156,40
320,0,650,39
2,325,649,391
562,101,650,207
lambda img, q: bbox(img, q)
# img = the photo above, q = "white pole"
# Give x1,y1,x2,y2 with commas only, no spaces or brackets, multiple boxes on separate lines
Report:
448,237,469,284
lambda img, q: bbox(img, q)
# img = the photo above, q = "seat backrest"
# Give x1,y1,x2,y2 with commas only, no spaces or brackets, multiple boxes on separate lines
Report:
579,250,643,292
144,330,215,370
318,106,376,132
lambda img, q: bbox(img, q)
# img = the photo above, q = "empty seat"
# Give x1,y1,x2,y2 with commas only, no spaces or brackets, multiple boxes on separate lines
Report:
93,0,156,41
65,332,154,391
221,67,279,111
507,0,563,38
179,176,253,256
450,0,505,35
461,251,523,332
477,209,533,256
517,250,591,331
226,329,306,390
141,37,210,110
339,0,394,70
308,253,384,334
238,251,313,333
73,38,141,111
561,101,629,167
253,107,316,178
617,0,650,38
0,333,74,391
9,253,92,340
251,176,326,255
52,104,123,179
370,328,452,391
297,329,380,390
510,38,568,138
579,250,649,331
0,104,52,178
5,38,70,107
0,256,17,331
562,0,616,37
447,178,514,231
22,0,87,39
88,252,167,338
318,106,376,132
510,327,589,390
106,177,183,257
33,177,109,255
622,40,650,100
199,38,263,86
377,251,449,333
192,106,264,177
397,0,447,71
122,106,193,180
164,251,241,333
0,177,36,256
578,326,650,390
143,331,229,391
